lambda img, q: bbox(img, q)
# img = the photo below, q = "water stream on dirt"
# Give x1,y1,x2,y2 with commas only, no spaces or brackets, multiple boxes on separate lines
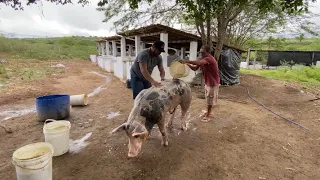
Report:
0,71,111,121
69,132,92,153
88,71,112,97
0,106,36,122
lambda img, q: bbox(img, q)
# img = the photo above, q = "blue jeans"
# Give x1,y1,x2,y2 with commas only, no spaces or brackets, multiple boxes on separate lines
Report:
130,72,152,99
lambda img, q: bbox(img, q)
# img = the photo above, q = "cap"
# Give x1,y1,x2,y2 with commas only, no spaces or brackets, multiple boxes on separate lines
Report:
153,40,165,52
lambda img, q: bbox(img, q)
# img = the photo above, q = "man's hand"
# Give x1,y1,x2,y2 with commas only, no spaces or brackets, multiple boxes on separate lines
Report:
151,80,162,87
177,59,186,64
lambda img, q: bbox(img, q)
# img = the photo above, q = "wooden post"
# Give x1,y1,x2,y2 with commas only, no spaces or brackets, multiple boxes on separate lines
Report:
246,48,250,69
160,32,169,68
254,50,257,69
135,36,141,56
106,41,110,55
128,45,133,57
312,52,315,65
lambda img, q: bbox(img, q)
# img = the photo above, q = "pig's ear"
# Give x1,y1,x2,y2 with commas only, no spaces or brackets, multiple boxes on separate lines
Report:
132,125,148,138
110,123,129,134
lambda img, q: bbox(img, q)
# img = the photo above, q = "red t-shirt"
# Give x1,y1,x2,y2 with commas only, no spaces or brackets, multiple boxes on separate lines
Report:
200,55,220,87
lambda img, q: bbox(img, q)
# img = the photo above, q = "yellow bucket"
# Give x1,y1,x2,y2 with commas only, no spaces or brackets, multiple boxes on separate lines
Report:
169,60,190,78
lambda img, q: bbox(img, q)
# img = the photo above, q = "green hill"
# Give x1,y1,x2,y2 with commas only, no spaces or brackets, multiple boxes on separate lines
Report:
0,36,99,60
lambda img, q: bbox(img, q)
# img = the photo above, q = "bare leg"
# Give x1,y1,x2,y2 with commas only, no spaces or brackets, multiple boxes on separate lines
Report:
206,105,212,118
158,113,168,146
201,105,212,123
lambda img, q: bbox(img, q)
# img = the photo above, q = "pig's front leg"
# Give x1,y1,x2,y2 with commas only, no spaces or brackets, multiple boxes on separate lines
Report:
158,113,168,146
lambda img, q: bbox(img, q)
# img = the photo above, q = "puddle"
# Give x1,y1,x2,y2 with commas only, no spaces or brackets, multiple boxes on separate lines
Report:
88,71,111,97
0,106,36,122
69,132,92,154
107,111,120,119
89,71,109,78
51,63,65,68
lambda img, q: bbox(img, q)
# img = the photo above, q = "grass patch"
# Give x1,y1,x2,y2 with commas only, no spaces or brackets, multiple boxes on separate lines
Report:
240,66,320,85
0,60,65,91
0,36,98,60
0,64,9,83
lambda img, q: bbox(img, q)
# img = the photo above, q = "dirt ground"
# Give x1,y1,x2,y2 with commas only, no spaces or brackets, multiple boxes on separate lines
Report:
0,59,319,180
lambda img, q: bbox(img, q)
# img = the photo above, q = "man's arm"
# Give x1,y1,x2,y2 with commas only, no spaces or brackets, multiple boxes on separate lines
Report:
187,64,200,71
158,57,165,80
139,63,156,84
158,66,165,80
183,59,208,66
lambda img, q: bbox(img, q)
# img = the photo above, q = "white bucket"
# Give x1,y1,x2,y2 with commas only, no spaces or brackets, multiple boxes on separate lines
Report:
12,142,54,180
70,94,88,106
169,60,190,78
43,119,71,157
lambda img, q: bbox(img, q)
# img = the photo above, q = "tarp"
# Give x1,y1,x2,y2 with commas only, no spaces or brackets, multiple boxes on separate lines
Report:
267,51,320,66
218,48,241,85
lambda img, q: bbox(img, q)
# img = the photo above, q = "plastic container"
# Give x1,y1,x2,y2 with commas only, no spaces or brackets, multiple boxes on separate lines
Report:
35,94,70,122
169,60,190,78
70,94,88,106
12,142,54,180
43,119,71,157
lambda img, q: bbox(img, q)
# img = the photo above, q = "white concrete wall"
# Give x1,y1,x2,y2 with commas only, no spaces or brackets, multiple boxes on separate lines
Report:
113,57,127,81
240,62,248,68
126,57,135,80
316,61,320,68
103,55,113,72
90,55,97,64
101,55,107,69
97,56,103,68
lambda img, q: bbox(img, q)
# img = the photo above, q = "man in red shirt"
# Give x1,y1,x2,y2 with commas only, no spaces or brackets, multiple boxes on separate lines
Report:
179,45,220,122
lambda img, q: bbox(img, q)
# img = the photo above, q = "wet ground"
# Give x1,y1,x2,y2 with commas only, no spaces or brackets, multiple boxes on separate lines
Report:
0,59,320,180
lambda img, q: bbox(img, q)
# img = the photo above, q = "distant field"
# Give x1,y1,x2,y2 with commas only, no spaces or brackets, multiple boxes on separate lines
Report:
0,36,98,60
244,37,320,51
240,65,320,94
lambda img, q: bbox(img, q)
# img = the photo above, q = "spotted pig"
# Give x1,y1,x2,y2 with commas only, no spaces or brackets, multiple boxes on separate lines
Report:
111,78,192,157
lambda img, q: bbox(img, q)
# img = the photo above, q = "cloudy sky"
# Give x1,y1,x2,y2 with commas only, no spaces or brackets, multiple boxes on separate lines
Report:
0,0,117,37
0,0,320,38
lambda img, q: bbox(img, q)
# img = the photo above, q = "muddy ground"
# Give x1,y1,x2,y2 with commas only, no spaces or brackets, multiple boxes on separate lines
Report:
0,59,319,180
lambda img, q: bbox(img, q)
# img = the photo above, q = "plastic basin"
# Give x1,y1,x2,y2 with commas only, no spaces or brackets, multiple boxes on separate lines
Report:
36,94,70,122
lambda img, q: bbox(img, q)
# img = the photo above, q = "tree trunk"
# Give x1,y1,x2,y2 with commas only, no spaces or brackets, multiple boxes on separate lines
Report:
195,17,207,45
206,16,213,53
214,15,228,61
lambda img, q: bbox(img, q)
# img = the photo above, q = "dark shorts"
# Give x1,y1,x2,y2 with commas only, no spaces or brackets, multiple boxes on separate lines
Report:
130,72,152,99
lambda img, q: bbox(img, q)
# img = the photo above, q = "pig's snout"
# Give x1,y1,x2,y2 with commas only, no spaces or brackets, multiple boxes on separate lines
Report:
128,148,141,157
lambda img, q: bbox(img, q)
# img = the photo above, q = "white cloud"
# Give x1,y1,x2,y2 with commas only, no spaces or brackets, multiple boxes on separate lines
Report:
0,0,115,37
0,0,319,38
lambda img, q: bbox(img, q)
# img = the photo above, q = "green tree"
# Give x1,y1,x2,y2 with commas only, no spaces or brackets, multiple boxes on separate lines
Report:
99,0,315,60
297,33,305,42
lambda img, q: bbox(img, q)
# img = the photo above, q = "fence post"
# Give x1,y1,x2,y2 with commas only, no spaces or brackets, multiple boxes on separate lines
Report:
312,52,315,65
254,50,257,69
246,48,250,69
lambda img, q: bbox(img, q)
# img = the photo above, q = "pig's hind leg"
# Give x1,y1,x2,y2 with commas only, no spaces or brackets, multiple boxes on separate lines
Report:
158,112,169,146
179,92,192,131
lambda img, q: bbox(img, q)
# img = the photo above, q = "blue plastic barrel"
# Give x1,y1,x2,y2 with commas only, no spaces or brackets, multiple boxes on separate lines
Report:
36,94,70,122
